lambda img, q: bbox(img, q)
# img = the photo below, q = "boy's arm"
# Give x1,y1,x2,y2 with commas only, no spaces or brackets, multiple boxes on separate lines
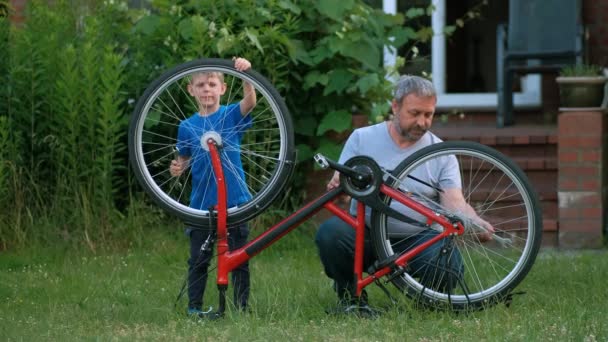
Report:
240,81,257,116
233,57,257,116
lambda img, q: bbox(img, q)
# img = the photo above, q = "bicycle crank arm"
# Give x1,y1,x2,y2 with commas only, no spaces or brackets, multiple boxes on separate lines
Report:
314,153,371,182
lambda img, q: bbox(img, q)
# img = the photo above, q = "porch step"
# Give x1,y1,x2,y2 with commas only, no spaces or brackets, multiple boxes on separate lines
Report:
432,125,556,143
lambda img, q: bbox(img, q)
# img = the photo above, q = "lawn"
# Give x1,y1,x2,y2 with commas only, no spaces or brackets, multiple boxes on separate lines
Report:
1,226,606,341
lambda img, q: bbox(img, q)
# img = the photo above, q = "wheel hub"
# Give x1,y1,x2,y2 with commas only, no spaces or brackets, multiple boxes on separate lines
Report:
201,131,222,151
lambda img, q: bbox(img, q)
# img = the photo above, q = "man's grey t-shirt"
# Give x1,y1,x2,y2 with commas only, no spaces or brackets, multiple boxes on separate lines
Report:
338,121,461,236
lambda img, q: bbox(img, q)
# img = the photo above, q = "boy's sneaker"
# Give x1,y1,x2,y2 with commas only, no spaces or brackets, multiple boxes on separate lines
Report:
187,307,205,316
187,307,222,320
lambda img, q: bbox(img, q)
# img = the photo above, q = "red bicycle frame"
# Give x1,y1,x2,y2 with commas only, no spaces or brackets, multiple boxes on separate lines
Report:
207,140,464,314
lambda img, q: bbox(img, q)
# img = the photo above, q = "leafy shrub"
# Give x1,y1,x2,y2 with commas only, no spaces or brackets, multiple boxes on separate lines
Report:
2,0,425,247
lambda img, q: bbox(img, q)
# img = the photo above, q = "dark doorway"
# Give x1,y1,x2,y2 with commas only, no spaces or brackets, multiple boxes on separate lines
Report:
446,0,508,93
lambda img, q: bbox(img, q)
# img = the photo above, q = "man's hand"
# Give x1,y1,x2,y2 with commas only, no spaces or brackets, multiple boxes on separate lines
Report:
441,188,496,242
326,171,351,204
326,171,340,191
472,218,495,242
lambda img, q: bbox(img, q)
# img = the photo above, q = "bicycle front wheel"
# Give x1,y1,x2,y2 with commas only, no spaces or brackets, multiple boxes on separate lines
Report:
129,59,295,227
370,141,542,311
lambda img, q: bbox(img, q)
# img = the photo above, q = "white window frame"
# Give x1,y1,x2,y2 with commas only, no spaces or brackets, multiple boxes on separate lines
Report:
384,0,541,111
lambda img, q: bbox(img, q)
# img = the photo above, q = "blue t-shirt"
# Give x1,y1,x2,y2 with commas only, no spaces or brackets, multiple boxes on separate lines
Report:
176,103,253,210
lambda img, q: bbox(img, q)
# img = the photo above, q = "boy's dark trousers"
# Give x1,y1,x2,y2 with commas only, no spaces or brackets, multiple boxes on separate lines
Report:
187,224,250,310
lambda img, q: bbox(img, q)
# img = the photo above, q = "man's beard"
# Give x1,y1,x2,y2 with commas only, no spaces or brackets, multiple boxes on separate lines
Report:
392,118,426,142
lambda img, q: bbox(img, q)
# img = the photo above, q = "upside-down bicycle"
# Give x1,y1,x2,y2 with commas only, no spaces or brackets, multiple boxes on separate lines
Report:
128,58,542,317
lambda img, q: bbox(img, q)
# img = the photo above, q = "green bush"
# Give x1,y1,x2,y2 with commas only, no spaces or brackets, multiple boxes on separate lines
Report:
1,0,424,248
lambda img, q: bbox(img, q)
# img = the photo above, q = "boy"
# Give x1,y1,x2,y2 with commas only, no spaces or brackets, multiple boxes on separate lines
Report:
170,57,256,316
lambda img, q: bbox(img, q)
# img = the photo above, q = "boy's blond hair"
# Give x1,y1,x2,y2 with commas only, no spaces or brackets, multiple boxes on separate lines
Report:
190,71,224,84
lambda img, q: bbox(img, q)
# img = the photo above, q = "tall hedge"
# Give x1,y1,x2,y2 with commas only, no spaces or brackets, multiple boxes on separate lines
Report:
0,0,422,248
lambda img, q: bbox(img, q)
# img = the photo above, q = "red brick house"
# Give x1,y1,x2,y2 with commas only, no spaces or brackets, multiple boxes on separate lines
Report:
381,0,608,248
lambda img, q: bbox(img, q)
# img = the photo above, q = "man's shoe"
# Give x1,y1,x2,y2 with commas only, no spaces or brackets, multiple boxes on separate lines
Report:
325,296,382,319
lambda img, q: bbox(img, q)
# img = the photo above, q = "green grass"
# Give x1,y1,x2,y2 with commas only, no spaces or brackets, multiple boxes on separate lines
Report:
1,226,606,341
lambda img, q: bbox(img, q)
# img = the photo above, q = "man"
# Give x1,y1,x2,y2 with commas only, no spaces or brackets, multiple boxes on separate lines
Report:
315,75,494,314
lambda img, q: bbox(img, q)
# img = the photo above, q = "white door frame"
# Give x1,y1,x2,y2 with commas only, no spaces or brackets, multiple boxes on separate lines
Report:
384,0,541,111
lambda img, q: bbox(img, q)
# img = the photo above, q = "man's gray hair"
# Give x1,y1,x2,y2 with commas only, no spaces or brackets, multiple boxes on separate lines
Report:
392,75,436,104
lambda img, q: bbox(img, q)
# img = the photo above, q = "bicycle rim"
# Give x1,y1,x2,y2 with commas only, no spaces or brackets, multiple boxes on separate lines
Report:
129,59,295,227
370,141,542,311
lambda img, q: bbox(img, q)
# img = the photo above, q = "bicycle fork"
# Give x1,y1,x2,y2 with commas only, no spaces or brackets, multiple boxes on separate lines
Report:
208,139,229,318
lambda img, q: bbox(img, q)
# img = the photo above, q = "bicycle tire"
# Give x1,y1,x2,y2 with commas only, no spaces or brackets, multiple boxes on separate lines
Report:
370,141,542,311
129,59,295,227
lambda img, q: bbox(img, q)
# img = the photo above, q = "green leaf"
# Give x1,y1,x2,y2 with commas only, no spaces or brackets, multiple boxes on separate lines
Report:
388,26,416,46
316,110,352,135
135,15,160,36
296,143,314,162
315,0,355,21
405,7,425,19
444,25,456,36
337,38,379,69
356,73,380,94
309,44,334,64
371,101,391,117
417,27,434,42
323,69,354,96
216,32,237,55
278,0,301,15
315,137,344,162
303,70,329,90
295,117,317,137
178,18,193,40
244,28,264,53
292,39,313,65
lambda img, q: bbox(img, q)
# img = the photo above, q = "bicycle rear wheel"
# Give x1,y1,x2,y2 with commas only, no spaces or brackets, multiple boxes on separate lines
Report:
129,59,295,227
370,141,542,311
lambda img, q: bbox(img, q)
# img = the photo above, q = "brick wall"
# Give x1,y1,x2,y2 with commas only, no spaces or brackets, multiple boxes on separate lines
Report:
558,109,607,248
583,0,608,65
9,0,27,25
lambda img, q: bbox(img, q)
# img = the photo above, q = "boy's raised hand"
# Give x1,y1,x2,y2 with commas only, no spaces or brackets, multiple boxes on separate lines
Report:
233,57,251,71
